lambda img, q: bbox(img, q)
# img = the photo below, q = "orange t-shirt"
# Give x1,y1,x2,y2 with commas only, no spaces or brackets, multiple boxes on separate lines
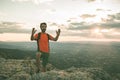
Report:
34,33,54,53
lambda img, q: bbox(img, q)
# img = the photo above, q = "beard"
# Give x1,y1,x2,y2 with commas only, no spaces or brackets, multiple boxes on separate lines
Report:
41,29,46,33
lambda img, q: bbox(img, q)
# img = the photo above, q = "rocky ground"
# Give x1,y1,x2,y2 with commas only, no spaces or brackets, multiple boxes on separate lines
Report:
0,57,119,80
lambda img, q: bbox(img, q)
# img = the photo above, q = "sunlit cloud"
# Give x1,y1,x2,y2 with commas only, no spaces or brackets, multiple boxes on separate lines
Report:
0,21,30,33
80,14,96,19
65,12,120,40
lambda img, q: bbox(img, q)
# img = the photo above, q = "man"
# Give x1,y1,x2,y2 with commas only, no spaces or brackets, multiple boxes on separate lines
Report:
30,22,61,72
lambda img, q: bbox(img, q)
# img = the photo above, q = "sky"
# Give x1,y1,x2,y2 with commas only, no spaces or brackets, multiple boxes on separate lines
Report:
0,0,120,42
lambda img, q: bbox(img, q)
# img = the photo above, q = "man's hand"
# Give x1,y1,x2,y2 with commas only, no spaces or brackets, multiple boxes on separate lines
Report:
31,28,37,41
56,29,61,35
32,28,37,34
53,29,61,41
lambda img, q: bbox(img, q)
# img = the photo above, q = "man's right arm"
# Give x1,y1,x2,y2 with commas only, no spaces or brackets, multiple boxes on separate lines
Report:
30,28,36,41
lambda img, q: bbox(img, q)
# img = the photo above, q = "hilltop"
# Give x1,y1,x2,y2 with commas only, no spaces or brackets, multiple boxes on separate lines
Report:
0,57,113,80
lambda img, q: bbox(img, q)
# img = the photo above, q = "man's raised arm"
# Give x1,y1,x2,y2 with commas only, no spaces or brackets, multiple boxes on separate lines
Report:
30,28,37,41
53,29,61,41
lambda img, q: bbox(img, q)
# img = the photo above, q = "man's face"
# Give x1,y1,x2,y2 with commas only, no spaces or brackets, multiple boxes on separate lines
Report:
40,24,47,33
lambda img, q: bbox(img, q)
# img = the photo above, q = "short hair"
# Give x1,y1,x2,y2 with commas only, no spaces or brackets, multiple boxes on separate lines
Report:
40,22,47,27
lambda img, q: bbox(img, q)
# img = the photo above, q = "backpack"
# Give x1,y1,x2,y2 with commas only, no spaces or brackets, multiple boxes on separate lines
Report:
37,32,50,51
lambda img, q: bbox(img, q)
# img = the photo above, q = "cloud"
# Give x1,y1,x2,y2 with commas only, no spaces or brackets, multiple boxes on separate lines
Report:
100,22,120,29
13,0,28,1
0,21,30,33
80,14,96,19
108,13,120,21
68,22,96,30
66,12,120,39
11,0,54,4
101,12,120,29
49,22,58,26
68,21,120,31
87,0,96,2
67,17,78,22
68,12,120,30
87,0,103,3
96,8,111,12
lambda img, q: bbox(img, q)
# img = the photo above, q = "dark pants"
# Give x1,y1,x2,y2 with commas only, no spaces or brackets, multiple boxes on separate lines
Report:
40,52,49,67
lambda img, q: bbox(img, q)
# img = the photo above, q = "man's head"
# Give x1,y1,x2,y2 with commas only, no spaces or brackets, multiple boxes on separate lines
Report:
40,22,47,33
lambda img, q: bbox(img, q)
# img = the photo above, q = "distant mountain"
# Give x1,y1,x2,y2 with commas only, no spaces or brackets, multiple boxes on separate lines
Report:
0,48,35,59
0,42,37,51
0,41,120,51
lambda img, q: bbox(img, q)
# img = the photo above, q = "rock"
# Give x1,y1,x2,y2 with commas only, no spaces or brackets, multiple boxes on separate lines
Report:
30,67,112,80
0,58,113,80
8,72,30,80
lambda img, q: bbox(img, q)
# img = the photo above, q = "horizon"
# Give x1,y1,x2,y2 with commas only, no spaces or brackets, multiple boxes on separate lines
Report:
0,0,120,42
0,40,120,42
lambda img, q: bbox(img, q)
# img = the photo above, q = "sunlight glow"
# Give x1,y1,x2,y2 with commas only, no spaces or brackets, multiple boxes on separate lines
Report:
90,28,104,38
0,33,30,42
93,28,100,33
101,29,109,33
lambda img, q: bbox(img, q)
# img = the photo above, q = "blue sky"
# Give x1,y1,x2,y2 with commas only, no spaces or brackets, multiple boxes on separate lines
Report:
0,0,120,42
